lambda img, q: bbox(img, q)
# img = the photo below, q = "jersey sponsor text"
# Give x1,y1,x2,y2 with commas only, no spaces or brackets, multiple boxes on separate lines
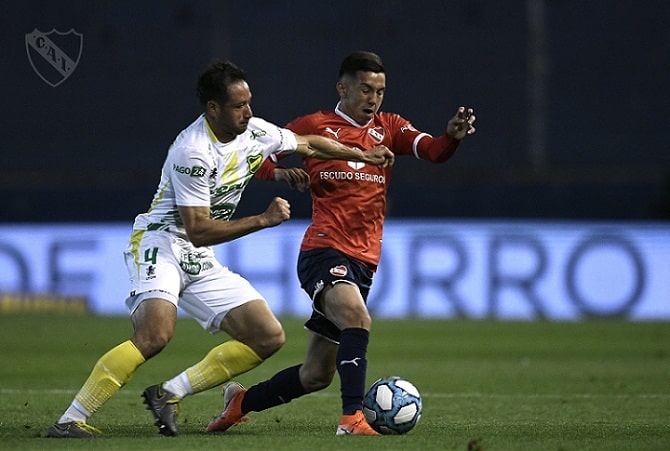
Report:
173,164,206,177
319,171,385,184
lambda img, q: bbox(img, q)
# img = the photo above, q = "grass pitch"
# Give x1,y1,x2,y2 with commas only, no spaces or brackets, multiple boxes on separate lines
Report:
0,314,668,450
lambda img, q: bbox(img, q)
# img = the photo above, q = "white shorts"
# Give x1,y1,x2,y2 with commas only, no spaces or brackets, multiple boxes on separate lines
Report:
123,230,264,333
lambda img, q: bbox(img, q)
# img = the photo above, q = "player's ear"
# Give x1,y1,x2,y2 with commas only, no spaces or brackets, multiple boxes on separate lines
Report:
336,81,347,99
206,100,220,116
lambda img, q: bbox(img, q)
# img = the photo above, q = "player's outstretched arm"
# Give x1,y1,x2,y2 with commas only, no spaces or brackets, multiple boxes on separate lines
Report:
295,134,394,167
412,106,476,163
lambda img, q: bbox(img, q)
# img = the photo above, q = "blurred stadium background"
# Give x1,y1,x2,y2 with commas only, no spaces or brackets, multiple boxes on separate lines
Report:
1,1,668,319
2,0,669,221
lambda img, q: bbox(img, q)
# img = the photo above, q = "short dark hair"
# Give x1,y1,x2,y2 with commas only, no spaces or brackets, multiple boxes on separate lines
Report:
339,51,385,78
196,59,247,106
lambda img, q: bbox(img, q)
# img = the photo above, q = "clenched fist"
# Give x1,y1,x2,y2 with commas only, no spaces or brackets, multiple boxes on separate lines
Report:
262,197,291,227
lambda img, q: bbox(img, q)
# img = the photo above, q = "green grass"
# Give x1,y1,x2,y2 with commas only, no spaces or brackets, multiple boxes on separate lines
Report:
1,315,668,450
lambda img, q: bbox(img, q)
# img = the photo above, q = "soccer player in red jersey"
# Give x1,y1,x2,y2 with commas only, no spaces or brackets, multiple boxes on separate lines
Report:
206,51,476,436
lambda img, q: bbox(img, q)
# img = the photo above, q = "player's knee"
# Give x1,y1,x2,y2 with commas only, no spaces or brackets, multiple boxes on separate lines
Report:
132,330,172,359
253,324,286,359
340,307,373,330
359,310,373,330
266,325,286,353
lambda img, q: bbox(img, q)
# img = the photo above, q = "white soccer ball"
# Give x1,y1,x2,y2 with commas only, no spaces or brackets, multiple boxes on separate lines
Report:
362,376,422,435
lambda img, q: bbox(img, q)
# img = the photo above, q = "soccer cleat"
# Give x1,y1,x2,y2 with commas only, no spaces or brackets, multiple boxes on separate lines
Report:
45,421,101,438
205,381,248,432
336,410,380,436
142,384,181,436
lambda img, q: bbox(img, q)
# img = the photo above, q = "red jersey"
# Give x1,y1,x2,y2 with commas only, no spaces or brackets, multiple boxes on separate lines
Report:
257,106,461,270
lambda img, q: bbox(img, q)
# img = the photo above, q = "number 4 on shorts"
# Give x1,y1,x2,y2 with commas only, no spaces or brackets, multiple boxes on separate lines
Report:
144,247,158,264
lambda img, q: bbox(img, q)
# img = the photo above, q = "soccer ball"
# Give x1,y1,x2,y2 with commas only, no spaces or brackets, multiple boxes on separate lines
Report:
363,376,422,435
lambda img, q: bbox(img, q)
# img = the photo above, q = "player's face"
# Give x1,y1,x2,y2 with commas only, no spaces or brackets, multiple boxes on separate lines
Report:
207,80,253,143
337,71,386,125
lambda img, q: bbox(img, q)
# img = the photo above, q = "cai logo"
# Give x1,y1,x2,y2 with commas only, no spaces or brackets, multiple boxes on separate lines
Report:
25,28,83,87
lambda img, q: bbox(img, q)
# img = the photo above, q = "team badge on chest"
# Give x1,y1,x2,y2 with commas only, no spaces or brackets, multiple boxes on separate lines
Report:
367,127,385,143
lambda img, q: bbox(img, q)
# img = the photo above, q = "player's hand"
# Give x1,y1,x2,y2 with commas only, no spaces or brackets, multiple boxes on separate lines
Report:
446,106,476,140
261,197,291,227
274,167,310,192
364,145,395,167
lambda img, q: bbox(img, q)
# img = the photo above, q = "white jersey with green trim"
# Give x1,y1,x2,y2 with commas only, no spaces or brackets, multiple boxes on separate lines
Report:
132,114,298,237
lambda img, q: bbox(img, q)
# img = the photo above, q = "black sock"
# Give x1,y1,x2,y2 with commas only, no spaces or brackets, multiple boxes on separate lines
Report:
337,327,369,415
241,364,306,413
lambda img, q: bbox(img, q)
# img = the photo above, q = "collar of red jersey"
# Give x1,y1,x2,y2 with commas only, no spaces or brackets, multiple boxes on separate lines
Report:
335,102,372,128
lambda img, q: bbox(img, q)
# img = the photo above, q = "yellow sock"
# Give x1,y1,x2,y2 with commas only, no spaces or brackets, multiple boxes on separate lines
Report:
74,340,145,415
185,340,262,393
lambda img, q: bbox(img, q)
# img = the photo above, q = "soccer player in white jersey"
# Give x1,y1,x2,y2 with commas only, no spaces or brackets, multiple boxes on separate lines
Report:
45,60,394,438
